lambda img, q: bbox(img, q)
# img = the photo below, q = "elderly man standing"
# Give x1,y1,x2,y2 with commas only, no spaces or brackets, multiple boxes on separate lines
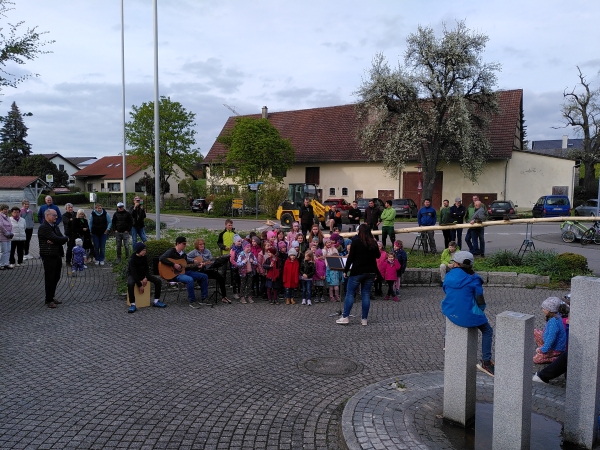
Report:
417,198,437,254
37,195,62,226
468,200,486,257
38,209,69,308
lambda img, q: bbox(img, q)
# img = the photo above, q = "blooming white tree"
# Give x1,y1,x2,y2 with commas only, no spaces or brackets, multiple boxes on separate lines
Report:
355,21,500,201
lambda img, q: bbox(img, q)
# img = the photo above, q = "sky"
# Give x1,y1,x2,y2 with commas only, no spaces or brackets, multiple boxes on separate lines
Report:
3,0,600,160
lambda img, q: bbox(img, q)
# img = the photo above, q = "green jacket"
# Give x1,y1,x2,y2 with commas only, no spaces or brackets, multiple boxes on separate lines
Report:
440,246,460,265
380,207,396,227
465,203,487,222
440,206,451,225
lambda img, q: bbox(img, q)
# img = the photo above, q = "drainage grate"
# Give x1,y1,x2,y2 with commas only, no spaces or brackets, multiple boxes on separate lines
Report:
300,357,362,377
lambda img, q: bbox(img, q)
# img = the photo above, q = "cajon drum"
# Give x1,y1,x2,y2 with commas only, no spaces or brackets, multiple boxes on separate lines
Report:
127,284,151,308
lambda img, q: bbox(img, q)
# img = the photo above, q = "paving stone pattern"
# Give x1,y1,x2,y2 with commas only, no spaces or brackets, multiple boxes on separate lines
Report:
0,239,569,449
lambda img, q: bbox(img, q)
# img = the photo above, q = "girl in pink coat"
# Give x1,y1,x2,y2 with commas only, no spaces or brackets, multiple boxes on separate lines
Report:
379,251,401,301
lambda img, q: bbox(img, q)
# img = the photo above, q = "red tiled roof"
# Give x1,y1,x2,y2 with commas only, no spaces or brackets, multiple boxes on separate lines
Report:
73,156,146,178
0,176,42,189
205,89,523,163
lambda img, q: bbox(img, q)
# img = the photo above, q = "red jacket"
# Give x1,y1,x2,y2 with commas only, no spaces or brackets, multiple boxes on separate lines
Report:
283,258,300,288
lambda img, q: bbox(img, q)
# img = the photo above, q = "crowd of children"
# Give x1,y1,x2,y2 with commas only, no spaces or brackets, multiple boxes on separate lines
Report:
219,221,408,305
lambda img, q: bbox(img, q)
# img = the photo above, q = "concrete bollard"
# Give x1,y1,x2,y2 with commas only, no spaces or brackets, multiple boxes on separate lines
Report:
564,276,600,449
443,318,478,427
492,311,535,450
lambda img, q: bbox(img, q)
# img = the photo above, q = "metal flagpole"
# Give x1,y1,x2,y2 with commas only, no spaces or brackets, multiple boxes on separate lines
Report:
153,0,160,239
121,0,127,204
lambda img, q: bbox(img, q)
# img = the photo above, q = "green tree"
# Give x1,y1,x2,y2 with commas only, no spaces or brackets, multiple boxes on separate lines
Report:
217,116,295,186
178,177,207,200
125,96,201,204
0,101,30,174
14,154,68,185
354,21,500,201
0,0,54,91
556,67,600,194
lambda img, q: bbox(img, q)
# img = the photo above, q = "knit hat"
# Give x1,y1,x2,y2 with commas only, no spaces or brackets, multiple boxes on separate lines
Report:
243,242,251,249
315,249,323,257
330,233,340,242
267,231,276,240
288,249,298,257
233,234,242,243
252,236,261,245
278,241,287,250
291,240,299,248
268,247,277,255
453,251,473,265
541,297,562,313
134,242,146,253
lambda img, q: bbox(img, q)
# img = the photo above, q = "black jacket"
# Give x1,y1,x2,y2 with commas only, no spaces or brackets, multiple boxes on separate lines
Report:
38,222,68,258
449,204,466,224
301,260,316,279
344,237,379,277
129,204,147,229
63,211,77,236
299,204,315,225
112,209,133,233
364,206,382,227
128,254,149,286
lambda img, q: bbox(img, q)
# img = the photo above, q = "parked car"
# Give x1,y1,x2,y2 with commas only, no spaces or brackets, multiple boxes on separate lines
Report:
390,198,418,218
532,195,571,218
487,200,518,220
574,199,599,216
323,198,352,223
356,197,386,216
191,198,209,213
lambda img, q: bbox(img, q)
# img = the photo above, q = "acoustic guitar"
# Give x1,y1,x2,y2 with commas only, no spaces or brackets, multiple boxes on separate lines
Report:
158,256,208,280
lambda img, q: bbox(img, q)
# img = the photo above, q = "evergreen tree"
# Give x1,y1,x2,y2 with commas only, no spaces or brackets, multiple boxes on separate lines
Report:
0,101,31,174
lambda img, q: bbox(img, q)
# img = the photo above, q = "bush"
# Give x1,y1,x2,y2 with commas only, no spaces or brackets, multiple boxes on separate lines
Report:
484,250,522,267
212,194,235,216
145,239,174,276
37,193,88,206
144,217,166,232
557,252,588,272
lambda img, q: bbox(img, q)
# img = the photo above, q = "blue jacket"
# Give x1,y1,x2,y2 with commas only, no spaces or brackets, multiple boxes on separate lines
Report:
38,204,62,225
541,316,567,353
441,268,487,327
417,206,437,226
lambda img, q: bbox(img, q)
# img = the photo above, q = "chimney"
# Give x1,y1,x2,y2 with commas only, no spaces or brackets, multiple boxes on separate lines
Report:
562,135,568,149
262,106,268,119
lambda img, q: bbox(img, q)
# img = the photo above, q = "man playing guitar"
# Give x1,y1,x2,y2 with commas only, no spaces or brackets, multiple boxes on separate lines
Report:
158,236,209,308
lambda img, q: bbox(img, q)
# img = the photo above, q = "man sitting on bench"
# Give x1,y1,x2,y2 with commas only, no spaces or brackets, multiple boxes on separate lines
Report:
159,236,208,308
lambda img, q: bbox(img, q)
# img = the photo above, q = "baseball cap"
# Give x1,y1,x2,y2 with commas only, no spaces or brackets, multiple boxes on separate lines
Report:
175,236,187,244
453,251,473,265
134,196,141,201
117,202,125,208
455,197,462,202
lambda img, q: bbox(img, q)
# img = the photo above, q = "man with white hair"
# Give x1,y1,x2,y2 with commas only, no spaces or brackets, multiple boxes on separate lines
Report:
37,195,62,225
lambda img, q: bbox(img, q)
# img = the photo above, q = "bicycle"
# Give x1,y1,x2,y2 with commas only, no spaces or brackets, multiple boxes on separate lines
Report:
560,220,586,243
580,221,600,245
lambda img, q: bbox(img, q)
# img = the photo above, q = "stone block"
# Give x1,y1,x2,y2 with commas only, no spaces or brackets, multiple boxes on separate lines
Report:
492,311,535,450
443,318,478,427
564,276,600,448
475,271,488,284
516,273,550,286
431,268,442,285
487,271,518,285
403,268,432,285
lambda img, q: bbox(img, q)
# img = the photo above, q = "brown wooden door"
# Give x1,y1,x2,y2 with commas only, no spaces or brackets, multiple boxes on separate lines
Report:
403,171,443,207
378,190,394,201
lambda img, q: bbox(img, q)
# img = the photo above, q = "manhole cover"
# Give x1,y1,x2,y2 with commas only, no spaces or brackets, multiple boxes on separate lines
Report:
300,357,362,377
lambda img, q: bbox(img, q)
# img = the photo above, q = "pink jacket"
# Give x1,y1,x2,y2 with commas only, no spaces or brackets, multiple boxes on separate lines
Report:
314,258,326,280
379,259,401,281
376,250,387,277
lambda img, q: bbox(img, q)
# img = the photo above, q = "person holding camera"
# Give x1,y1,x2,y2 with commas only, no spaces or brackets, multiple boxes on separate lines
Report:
129,196,147,244
0,204,14,269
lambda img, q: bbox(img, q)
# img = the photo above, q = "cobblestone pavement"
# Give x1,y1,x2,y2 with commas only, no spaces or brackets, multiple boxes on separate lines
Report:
1,238,569,449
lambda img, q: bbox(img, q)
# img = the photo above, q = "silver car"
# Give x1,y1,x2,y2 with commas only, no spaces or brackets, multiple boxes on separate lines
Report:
575,199,599,216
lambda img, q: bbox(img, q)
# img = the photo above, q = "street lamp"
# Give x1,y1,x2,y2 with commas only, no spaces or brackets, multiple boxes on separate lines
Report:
416,164,423,206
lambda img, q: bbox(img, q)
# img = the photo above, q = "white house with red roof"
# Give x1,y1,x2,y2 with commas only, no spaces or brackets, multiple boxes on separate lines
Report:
72,156,187,198
205,89,577,209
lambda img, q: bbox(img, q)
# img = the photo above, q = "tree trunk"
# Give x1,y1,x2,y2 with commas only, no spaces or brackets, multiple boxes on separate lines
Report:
583,159,598,195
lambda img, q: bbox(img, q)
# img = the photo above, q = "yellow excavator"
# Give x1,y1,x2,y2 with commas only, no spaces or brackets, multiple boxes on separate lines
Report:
276,183,329,228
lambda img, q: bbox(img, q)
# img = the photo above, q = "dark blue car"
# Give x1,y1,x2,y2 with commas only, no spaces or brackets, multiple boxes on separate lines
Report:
532,195,571,218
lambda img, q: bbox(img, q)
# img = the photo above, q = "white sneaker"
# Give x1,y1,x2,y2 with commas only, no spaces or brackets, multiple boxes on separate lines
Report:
307,300,312,306
336,316,349,325
361,319,368,326
7,264,14,269
99,261,105,266
95,261,100,266
532,373,546,383
301,299,306,305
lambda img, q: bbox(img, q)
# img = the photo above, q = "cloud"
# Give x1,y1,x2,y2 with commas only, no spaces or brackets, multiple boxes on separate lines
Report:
181,58,246,94
321,41,351,53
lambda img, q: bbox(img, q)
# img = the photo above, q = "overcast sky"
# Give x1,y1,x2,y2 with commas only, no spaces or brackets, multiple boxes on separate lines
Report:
4,0,600,160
